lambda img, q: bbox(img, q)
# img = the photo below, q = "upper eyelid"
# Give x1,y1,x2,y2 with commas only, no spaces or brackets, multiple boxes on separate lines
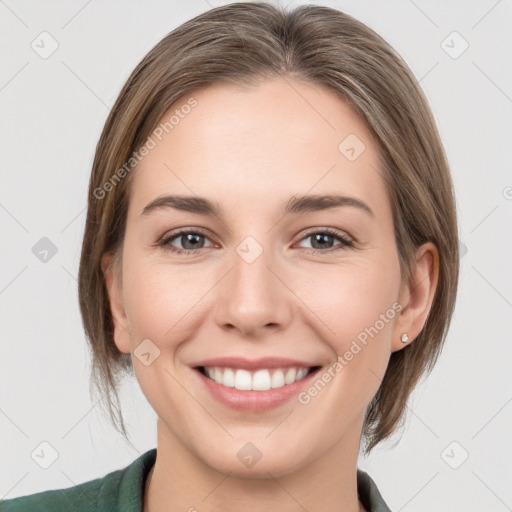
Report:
299,227,352,239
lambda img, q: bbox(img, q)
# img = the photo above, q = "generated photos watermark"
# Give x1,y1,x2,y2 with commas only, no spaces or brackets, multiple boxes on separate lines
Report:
93,96,198,200
297,301,403,405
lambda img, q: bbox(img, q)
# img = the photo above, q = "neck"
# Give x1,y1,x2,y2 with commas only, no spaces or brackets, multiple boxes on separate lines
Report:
144,417,367,512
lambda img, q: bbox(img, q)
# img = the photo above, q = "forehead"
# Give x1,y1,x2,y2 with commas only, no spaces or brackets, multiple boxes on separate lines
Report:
128,78,388,220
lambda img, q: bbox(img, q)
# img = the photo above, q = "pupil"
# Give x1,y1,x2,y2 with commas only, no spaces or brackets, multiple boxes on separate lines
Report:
182,233,203,250
313,233,333,249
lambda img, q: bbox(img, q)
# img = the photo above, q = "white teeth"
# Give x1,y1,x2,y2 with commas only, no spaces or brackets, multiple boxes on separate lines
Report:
284,368,296,385
271,370,285,388
202,366,311,390
223,368,235,387
234,369,252,390
296,368,308,380
252,369,271,391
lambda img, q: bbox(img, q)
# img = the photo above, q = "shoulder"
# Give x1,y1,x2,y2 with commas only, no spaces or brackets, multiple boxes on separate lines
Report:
0,449,156,512
357,468,393,512
0,476,111,512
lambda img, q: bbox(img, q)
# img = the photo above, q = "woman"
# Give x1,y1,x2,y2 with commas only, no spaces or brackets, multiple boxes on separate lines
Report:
1,2,459,511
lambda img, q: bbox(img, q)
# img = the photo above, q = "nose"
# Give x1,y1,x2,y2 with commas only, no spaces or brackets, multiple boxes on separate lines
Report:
214,243,292,338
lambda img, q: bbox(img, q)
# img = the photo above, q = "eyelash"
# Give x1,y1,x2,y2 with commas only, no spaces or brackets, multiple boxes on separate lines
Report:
157,227,354,255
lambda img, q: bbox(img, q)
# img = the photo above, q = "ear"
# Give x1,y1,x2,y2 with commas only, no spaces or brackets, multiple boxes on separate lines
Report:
392,242,439,353
101,252,131,354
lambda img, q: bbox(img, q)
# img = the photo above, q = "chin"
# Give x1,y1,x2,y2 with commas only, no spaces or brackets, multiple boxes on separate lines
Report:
197,439,310,479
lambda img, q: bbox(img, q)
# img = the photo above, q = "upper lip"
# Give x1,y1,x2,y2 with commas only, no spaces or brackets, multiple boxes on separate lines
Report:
191,356,319,371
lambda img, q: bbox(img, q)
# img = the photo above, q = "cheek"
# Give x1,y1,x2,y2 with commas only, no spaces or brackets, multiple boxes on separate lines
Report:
120,256,208,403
122,252,212,350
124,275,174,341
292,262,400,419
297,258,400,361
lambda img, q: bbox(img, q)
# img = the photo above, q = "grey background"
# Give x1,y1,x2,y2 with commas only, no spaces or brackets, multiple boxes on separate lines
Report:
1,0,511,510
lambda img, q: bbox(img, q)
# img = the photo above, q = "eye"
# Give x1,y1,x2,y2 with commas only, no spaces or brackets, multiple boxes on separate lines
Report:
158,227,354,255
159,228,215,254
296,228,354,253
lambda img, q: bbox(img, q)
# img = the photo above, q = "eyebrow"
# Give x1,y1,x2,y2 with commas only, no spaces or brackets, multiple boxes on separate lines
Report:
140,193,374,218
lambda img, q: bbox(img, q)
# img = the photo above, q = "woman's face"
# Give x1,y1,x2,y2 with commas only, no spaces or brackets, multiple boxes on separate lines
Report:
105,77,419,477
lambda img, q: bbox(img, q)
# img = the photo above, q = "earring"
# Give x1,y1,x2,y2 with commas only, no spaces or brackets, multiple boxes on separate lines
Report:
400,333,409,343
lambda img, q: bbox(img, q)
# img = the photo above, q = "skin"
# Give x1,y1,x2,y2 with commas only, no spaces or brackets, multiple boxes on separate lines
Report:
102,77,438,512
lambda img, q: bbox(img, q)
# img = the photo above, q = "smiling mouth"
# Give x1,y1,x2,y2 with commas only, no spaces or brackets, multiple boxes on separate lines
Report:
196,365,321,391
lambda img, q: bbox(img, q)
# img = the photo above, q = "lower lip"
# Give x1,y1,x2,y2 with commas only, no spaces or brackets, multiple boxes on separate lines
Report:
193,367,319,412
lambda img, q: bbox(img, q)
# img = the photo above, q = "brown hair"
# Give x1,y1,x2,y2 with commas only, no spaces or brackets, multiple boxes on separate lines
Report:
78,2,459,455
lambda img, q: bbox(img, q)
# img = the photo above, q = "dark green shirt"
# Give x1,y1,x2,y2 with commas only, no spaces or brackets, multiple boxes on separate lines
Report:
1,448,392,511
